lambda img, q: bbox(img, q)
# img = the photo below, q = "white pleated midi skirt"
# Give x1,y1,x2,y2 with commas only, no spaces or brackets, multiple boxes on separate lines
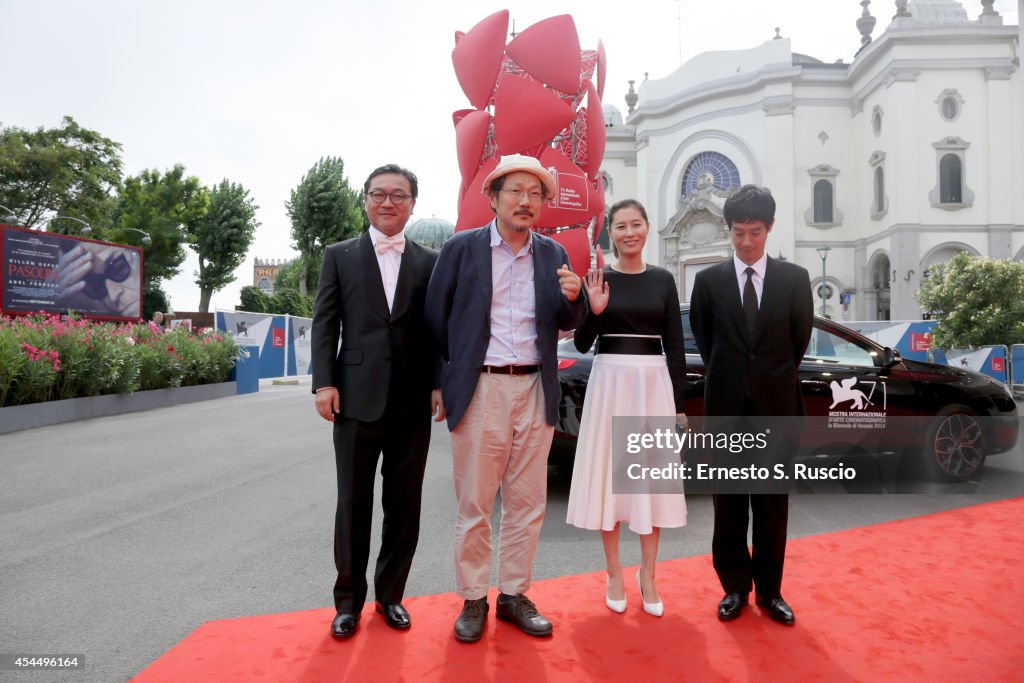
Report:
565,350,687,535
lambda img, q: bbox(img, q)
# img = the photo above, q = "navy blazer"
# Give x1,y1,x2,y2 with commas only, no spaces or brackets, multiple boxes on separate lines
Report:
425,224,588,430
689,256,813,418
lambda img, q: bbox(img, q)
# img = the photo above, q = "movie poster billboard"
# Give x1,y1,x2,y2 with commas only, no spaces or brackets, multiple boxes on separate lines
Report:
1,225,144,321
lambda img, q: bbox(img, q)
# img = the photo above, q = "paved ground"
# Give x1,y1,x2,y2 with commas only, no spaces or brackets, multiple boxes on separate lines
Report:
1,379,1021,681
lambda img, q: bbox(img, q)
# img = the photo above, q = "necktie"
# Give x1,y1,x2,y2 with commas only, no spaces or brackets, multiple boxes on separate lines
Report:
375,235,405,254
743,267,758,334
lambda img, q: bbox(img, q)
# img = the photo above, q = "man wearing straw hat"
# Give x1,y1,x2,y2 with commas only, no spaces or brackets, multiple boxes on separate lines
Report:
426,154,587,642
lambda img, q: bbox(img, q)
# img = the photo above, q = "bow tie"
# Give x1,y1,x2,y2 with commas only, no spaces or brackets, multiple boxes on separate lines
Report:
375,236,405,255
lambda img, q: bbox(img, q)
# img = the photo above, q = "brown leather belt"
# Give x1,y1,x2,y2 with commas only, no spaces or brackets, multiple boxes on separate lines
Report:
596,336,662,355
480,364,541,375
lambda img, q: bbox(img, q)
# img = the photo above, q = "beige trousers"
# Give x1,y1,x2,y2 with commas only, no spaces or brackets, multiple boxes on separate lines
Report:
451,372,553,600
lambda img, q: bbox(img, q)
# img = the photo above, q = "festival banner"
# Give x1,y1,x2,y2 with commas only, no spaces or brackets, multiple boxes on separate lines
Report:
290,316,313,375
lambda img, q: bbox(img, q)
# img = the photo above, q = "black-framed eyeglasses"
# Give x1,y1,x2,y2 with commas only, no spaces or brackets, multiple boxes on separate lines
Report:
366,190,411,205
500,189,545,203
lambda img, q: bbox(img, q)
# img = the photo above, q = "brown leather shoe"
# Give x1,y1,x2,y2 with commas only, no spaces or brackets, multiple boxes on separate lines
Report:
454,598,488,643
496,593,552,637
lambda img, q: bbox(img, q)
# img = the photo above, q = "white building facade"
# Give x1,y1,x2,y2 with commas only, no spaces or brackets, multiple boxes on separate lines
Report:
603,0,1022,320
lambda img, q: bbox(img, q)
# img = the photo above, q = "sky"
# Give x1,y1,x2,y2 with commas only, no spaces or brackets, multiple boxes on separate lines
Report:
1,0,1018,313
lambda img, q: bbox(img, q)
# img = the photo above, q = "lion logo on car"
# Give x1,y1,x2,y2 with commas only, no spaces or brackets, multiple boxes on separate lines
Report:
829,377,872,410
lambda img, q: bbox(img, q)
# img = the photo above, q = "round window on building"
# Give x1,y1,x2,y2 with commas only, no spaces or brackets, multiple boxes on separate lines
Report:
681,152,741,197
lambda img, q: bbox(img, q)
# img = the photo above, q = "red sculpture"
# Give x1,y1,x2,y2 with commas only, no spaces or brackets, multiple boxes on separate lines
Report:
451,11,607,273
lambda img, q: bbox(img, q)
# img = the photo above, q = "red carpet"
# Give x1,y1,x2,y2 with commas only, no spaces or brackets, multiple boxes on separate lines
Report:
134,498,1024,682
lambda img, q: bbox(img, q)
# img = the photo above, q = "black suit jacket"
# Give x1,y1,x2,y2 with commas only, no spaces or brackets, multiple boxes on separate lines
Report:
689,256,813,418
311,232,440,422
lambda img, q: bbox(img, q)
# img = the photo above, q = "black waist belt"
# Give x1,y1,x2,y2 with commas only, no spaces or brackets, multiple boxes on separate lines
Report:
481,364,540,375
596,336,662,355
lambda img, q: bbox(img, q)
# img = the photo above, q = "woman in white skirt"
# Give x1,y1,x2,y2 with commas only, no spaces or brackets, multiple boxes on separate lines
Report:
566,199,687,617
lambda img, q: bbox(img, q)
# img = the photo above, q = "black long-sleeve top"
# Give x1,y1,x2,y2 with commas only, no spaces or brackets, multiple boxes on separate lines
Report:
573,265,687,412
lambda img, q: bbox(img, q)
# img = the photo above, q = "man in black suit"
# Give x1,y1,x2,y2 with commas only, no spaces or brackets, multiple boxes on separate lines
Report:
689,184,813,626
426,154,586,643
311,164,444,639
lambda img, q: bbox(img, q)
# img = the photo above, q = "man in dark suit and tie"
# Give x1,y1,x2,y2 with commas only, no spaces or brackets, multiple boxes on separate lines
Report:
426,154,586,643
689,184,813,626
311,163,445,639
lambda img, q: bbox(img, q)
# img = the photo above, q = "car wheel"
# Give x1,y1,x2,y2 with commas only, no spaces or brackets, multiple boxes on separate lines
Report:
922,407,986,482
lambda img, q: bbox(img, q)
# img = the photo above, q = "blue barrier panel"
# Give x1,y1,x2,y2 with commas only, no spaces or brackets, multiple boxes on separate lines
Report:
216,311,286,378
1012,345,1024,385
259,315,287,378
843,321,937,363
287,316,313,376
941,346,1009,383
229,345,260,394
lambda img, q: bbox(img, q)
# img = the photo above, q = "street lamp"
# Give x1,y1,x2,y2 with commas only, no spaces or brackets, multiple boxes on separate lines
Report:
816,245,832,318
76,222,153,246
0,204,19,224
49,215,93,234
108,227,152,246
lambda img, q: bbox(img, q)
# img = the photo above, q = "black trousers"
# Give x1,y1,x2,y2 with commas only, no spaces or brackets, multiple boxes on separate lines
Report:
711,396,790,598
712,492,788,597
332,401,430,613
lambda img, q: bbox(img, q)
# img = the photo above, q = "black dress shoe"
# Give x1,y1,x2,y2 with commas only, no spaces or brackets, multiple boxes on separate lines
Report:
454,597,488,643
376,602,411,630
496,593,553,637
331,612,359,638
756,595,795,625
717,592,749,621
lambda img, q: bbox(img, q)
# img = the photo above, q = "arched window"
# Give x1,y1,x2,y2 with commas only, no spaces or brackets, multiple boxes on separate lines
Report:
874,167,885,214
939,154,962,203
805,164,842,227
930,137,972,209
813,180,833,223
681,152,741,197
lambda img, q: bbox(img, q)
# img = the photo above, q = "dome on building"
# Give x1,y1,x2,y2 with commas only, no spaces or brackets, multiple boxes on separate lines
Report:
603,103,624,126
407,217,454,249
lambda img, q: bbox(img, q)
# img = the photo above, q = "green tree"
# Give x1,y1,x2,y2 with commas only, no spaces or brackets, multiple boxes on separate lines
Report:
239,285,269,313
916,252,1024,348
0,116,122,231
187,179,260,312
285,157,364,295
115,165,209,290
268,288,314,318
273,258,302,292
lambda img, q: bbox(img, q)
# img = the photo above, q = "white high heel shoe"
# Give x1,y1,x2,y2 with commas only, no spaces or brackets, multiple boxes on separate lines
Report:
636,570,664,617
605,576,627,613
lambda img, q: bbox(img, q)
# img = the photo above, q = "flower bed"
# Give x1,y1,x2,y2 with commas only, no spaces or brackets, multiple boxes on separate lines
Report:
0,313,241,408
